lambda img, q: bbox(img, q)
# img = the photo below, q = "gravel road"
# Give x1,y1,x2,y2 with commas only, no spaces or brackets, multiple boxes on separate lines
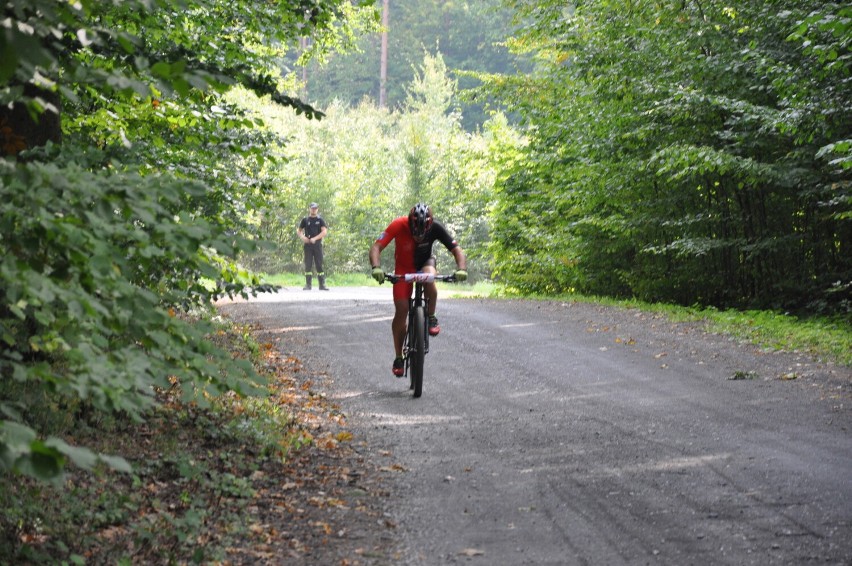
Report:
218,286,851,566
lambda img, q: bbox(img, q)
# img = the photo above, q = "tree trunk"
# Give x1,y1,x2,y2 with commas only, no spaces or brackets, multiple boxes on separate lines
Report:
300,37,310,100
379,0,389,108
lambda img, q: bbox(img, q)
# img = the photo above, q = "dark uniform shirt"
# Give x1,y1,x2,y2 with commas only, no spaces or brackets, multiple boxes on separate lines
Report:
300,216,327,240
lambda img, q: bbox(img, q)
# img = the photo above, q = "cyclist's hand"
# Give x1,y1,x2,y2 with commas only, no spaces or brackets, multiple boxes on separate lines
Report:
372,267,385,284
454,269,468,282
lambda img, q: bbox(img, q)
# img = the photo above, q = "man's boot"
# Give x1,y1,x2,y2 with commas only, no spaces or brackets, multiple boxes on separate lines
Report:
303,275,312,290
318,274,329,291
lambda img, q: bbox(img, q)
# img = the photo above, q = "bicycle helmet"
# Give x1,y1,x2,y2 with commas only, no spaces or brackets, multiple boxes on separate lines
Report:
408,203,433,239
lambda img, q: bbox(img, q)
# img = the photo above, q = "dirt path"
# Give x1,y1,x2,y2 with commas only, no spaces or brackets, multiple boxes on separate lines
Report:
218,288,851,565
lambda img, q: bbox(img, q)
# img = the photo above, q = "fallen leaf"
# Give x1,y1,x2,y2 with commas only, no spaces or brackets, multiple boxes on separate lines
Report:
458,548,485,557
313,521,332,535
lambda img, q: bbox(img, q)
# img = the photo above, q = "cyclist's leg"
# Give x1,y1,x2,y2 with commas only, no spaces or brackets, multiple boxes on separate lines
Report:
391,281,413,357
392,299,408,357
390,295,409,376
420,256,438,316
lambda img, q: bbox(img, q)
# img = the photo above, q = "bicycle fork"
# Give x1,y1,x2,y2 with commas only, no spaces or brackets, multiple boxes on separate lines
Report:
403,298,430,375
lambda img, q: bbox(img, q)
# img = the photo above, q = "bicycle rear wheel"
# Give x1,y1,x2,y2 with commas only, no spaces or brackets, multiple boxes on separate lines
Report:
409,307,425,398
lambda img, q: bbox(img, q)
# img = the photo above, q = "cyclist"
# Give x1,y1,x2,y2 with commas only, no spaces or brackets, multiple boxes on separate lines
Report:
369,203,467,376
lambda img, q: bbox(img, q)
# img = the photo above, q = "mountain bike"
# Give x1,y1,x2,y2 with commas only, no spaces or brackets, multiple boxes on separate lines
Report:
384,272,457,398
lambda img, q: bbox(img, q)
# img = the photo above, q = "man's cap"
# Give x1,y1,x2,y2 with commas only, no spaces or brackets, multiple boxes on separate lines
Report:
309,202,318,208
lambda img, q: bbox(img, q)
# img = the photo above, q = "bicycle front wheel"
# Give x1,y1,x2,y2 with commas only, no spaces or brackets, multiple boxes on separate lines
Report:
409,307,426,398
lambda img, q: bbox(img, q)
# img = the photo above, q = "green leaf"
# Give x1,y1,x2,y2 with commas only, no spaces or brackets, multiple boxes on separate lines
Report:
44,437,98,469
23,443,65,480
0,420,36,450
151,61,171,78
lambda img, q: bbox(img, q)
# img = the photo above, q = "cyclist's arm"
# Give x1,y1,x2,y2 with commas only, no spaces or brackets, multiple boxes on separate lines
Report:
450,245,466,270
370,217,405,267
432,222,466,270
369,241,384,268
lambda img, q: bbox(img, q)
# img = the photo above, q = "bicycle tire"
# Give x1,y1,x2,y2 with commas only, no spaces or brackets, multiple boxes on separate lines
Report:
410,307,426,398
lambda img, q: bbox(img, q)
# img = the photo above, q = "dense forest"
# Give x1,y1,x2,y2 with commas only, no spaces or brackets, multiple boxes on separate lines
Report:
0,1,849,558
483,2,850,314
0,0,379,480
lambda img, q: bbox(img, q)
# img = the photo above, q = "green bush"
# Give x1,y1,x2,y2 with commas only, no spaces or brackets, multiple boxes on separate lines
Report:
0,155,266,481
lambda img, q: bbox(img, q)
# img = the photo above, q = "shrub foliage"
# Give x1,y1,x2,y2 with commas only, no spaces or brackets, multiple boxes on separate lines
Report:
1,0,375,480
484,1,850,313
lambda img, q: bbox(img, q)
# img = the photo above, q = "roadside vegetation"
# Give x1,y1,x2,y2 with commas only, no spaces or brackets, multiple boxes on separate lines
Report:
1,319,273,562
528,294,852,368
0,317,376,564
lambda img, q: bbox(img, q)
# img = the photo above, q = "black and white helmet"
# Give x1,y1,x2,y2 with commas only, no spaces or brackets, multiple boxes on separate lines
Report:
408,203,433,238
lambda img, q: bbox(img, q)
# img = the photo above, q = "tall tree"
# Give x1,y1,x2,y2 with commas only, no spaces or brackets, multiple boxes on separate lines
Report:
380,0,390,107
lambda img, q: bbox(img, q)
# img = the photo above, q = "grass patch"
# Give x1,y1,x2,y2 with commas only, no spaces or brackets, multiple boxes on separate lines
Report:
260,272,373,287
700,309,851,366
467,282,852,366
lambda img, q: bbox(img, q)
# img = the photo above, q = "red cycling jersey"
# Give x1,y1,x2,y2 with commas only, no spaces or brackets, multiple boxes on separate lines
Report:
375,217,418,275
374,216,458,300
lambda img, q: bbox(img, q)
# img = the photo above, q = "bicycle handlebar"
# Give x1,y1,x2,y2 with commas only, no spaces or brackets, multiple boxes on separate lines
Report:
384,272,457,284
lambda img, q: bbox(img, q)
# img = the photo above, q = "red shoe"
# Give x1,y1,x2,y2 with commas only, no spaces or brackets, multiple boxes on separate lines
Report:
428,315,440,337
392,357,405,377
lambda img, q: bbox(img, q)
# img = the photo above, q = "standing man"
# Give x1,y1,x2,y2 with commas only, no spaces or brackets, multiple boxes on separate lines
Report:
297,202,329,290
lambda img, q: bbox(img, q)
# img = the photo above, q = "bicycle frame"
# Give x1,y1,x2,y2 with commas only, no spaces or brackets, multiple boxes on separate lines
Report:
384,272,456,397
408,278,429,361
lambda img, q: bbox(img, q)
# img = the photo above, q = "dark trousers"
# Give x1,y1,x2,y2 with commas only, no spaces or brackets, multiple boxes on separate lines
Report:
303,242,324,275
